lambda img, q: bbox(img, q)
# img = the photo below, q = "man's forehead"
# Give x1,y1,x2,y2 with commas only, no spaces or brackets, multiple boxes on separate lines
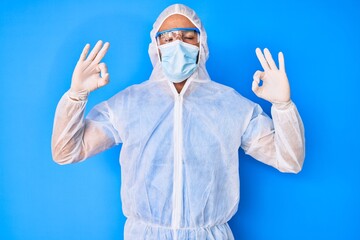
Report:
158,14,196,32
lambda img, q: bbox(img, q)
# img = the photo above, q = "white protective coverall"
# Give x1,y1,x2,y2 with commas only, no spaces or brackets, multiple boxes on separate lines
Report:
52,4,305,240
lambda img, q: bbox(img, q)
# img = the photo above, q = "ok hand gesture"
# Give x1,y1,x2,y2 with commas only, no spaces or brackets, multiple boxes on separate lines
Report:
71,40,110,93
252,48,290,103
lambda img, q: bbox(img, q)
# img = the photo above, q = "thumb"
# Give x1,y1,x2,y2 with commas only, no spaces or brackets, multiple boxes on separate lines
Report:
96,63,110,89
97,73,110,89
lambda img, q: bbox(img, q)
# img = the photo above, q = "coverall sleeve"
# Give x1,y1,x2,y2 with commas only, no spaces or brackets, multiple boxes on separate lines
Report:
241,101,305,173
51,91,121,165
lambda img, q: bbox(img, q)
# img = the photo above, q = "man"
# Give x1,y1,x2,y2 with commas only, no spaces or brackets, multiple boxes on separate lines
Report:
52,4,305,240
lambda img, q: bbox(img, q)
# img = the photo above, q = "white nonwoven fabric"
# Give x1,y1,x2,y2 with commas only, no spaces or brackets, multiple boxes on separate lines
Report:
52,4,305,240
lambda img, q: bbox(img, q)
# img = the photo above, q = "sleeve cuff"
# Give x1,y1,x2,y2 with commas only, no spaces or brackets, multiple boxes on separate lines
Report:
67,89,89,101
272,100,293,110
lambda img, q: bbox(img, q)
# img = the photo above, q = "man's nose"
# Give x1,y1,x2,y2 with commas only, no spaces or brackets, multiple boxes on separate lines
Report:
174,33,182,41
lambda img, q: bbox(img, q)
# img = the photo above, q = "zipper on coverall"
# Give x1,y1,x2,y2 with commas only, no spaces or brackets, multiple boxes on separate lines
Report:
172,93,183,240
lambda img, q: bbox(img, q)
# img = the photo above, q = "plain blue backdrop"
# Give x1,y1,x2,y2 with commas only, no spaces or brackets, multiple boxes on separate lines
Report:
1,0,359,239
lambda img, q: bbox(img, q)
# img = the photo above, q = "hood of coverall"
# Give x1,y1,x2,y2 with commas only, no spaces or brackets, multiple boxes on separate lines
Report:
148,4,211,82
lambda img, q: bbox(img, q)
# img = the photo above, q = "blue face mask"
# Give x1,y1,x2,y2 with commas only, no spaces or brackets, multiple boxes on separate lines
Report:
158,40,199,83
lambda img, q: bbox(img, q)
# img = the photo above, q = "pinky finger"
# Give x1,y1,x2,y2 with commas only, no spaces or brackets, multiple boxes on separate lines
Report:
279,52,285,72
79,44,90,61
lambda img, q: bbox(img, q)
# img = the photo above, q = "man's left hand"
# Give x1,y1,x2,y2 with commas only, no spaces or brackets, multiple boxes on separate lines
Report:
252,48,290,103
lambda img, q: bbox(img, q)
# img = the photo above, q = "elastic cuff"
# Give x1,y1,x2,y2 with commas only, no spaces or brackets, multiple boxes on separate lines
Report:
272,100,293,110
67,89,89,101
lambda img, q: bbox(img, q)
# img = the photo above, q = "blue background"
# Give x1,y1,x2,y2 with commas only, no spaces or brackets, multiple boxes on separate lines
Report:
1,0,359,239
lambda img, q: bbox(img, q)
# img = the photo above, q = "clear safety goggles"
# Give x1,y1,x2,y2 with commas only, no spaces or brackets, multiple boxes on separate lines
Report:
156,27,200,45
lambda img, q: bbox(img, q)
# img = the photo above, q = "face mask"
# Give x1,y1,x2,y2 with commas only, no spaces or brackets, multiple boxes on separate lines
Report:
158,40,199,83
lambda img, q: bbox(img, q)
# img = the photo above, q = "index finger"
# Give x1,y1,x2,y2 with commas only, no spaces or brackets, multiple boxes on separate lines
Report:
93,42,110,64
255,48,270,71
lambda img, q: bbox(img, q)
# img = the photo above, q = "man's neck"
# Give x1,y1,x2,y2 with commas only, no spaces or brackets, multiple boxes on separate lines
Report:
173,80,187,94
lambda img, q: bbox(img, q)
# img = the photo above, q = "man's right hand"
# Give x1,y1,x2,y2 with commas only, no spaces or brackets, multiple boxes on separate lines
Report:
70,40,110,93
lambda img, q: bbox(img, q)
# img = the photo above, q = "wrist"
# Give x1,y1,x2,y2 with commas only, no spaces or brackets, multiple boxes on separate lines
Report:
272,99,292,110
68,88,89,101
